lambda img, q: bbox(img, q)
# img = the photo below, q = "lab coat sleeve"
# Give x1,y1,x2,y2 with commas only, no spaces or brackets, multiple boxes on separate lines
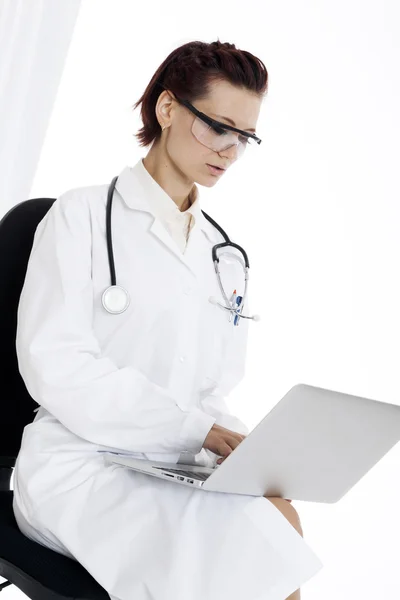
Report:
16,190,216,454
200,389,250,436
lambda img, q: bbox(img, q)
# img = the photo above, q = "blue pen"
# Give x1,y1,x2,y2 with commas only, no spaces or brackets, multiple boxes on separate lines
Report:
234,295,243,326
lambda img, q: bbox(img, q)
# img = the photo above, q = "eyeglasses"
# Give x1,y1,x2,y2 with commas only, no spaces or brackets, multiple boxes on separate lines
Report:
156,82,262,156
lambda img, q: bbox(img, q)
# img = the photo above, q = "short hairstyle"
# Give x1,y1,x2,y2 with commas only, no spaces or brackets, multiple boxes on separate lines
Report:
132,39,269,148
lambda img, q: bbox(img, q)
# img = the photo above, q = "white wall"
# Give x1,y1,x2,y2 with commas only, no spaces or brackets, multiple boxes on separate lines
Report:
3,0,400,598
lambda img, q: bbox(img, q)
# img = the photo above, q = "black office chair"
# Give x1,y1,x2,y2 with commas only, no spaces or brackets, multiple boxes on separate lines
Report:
0,198,109,599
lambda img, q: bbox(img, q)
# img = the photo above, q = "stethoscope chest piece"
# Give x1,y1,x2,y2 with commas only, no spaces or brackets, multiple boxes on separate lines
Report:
102,285,130,314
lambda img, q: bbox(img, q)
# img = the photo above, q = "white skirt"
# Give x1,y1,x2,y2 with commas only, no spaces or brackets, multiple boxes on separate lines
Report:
13,456,323,600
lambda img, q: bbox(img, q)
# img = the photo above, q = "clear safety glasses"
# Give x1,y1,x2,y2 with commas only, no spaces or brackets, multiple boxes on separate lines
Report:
156,82,262,157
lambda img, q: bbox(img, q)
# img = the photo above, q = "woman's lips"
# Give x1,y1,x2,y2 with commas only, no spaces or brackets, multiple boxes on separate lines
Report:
206,164,225,176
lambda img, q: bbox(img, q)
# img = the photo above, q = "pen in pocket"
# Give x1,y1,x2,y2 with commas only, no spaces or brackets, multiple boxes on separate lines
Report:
228,289,237,322
234,295,243,326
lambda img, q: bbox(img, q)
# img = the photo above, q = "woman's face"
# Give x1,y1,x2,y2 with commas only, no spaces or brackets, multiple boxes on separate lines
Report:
155,79,263,187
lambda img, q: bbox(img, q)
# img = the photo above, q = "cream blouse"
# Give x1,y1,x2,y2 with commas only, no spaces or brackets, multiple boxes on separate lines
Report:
138,158,202,254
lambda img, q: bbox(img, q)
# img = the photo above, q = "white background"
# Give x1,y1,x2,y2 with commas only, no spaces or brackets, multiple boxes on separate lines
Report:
2,0,400,598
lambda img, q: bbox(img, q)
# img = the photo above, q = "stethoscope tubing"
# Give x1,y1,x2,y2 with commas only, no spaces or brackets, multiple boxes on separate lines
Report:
102,175,255,322
105,175,119,286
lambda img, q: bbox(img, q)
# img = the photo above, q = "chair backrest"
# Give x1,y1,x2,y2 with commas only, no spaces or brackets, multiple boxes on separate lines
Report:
0,198,55,467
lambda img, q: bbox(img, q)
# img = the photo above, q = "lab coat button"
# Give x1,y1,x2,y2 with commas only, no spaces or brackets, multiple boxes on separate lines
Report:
179,356,186,362
183,286,192,295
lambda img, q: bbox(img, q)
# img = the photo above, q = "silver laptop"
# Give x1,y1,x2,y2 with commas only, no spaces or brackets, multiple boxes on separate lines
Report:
102,383,400,503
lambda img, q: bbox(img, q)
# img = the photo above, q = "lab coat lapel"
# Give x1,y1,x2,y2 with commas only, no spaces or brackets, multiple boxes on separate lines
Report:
148,217,186,263
116,165,221,277
149,214,212,277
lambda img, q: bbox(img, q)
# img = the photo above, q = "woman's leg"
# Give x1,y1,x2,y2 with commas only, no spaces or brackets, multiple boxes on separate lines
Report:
265,497,304,600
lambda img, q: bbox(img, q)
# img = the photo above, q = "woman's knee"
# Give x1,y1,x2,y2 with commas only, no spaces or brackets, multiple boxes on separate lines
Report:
265,497,304,537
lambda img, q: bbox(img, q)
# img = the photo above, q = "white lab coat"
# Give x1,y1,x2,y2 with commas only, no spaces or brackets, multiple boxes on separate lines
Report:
12,161,323,600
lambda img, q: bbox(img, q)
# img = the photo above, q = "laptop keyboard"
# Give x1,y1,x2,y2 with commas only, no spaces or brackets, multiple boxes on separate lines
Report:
153,467,211,481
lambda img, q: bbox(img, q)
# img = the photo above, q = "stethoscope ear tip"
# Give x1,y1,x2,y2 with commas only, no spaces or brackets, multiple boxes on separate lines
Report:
253,314,261,322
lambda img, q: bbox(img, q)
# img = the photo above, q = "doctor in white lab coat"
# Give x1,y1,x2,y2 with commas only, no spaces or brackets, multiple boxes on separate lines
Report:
12,78,323,600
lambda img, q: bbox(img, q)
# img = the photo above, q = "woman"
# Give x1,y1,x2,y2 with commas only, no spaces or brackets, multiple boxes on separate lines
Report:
12,39,323,600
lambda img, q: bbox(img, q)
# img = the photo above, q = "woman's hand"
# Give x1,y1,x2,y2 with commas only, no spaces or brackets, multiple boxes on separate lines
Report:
203,424,246,462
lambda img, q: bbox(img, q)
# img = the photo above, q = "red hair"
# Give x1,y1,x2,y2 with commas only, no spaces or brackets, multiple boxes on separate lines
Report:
132,39,269,148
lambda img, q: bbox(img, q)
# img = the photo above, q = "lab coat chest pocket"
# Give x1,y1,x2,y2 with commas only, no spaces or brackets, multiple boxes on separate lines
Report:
199,257,243,385
201,297,249,396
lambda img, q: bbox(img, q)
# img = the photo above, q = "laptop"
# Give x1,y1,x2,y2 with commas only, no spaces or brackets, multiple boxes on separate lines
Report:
101,383,400,503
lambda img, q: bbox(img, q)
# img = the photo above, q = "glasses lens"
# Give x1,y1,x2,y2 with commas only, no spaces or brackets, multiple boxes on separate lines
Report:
192,117,255,156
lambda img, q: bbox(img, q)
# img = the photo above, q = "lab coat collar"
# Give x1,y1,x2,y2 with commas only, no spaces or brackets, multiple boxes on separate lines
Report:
114,159,222,277
115,159,221,244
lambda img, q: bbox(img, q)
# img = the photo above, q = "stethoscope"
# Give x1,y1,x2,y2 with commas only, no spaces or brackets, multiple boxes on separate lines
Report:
102,175,260,324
